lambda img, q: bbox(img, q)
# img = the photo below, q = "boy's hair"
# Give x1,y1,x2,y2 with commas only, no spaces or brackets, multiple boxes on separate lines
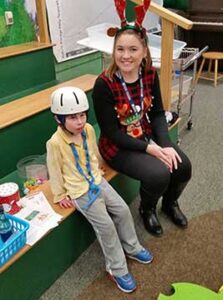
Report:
55,111,88,126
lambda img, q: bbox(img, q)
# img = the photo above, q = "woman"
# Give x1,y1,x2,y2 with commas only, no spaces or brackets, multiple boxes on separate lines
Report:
92,16,191,237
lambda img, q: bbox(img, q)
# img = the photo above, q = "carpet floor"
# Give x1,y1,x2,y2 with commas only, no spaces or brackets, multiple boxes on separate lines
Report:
74,209,223,300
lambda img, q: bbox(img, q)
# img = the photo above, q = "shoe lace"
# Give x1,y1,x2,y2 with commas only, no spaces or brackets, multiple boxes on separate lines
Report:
121,274,132,282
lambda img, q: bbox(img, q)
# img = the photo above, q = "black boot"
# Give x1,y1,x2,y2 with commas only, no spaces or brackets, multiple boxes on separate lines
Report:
139,187,163,237
162,182,188,228
139,205,163,236
162,201,188,228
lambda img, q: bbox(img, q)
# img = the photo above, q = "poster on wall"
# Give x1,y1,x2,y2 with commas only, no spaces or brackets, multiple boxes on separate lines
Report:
0,0,38,48
45,0,163,63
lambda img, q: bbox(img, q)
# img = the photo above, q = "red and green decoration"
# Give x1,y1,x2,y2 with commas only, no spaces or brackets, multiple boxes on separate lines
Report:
107,0,151,37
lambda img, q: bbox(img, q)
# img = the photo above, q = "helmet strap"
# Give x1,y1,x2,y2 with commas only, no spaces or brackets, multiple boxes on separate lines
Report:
55,114,66,125
54,115,74,134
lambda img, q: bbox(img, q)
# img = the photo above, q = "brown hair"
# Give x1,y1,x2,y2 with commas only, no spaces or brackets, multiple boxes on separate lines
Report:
106,29,152,79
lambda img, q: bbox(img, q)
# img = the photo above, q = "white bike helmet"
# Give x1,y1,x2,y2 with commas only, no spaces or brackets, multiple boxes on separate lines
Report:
50,86,89,115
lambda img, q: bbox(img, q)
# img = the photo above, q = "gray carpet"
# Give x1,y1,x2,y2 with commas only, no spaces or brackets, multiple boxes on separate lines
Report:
40,80,223,300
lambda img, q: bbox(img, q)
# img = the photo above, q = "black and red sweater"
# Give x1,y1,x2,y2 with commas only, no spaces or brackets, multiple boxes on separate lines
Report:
92,66,172,161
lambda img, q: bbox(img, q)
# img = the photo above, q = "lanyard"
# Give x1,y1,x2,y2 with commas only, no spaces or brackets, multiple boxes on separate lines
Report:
70,130,101,209
117,68,144,115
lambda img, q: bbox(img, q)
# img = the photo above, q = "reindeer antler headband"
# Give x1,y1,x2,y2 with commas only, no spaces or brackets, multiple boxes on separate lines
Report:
107,0,151,38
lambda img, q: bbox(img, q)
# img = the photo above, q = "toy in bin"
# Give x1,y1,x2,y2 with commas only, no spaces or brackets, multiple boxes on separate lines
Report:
0,205,29,267
0,182,21,214
16,155,48,194
23,177,47,194
0,204,13,243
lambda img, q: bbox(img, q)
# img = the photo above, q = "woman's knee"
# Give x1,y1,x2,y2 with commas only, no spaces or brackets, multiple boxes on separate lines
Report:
177,153,192,182
172,144,192,181
143,165,171,195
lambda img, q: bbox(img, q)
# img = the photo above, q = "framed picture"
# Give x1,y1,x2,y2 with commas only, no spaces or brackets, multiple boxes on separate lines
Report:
0,0,51,59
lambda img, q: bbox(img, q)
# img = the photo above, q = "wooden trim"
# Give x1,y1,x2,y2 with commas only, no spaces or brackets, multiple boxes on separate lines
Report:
0,243,31,273
160,19,175,111
0,42,53,59
149,2,192,30
168,117,181,130
0,74,97,130
36,0,50,43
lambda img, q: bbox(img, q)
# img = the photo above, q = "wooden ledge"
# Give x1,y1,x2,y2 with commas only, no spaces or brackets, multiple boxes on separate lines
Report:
0,74,97,130
0,42,54,60
169,117,181,130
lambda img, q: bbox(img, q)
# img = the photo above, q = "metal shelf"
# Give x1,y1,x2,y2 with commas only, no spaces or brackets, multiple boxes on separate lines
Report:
171,46,208,131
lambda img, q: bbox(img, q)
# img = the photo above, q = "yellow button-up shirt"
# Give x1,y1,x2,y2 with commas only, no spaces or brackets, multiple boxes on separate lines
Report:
46,123,102,203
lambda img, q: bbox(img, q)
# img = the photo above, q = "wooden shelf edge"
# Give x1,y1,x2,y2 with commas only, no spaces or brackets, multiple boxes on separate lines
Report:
168,117,181,130
0,42,54,59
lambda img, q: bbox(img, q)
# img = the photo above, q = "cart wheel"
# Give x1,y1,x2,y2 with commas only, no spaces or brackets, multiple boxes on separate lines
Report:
187,121,193,130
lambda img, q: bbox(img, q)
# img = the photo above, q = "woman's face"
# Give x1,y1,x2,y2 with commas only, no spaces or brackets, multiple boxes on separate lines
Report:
114,32,147,77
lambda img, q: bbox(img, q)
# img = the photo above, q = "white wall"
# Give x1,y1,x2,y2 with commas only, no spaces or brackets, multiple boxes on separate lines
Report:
46,0,163,62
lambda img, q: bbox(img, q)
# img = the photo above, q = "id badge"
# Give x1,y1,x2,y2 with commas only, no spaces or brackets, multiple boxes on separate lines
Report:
82,183,101,209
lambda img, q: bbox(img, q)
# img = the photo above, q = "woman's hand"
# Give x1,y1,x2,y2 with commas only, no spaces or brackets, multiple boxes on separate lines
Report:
58,196,75,209
146,144,182,172
162,147,182,172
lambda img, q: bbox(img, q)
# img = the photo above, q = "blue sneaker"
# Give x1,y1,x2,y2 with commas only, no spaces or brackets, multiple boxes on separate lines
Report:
127,248,153,264
107,272,137,293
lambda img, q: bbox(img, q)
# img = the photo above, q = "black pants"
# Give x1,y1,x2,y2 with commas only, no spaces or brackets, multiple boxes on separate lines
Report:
108,143,192,209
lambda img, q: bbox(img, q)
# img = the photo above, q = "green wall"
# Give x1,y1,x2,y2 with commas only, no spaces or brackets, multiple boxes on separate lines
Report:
0,49,103,105
55,52,102,82
0,48,57,105
0,110,56,178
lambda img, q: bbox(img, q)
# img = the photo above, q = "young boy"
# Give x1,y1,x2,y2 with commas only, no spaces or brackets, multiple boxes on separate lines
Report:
47,86,153,293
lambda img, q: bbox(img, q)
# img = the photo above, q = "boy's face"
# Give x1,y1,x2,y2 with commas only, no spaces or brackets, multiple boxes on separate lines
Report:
65,112,87,135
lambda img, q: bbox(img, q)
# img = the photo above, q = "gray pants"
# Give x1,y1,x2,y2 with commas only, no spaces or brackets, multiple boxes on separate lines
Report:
73,178,142,277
